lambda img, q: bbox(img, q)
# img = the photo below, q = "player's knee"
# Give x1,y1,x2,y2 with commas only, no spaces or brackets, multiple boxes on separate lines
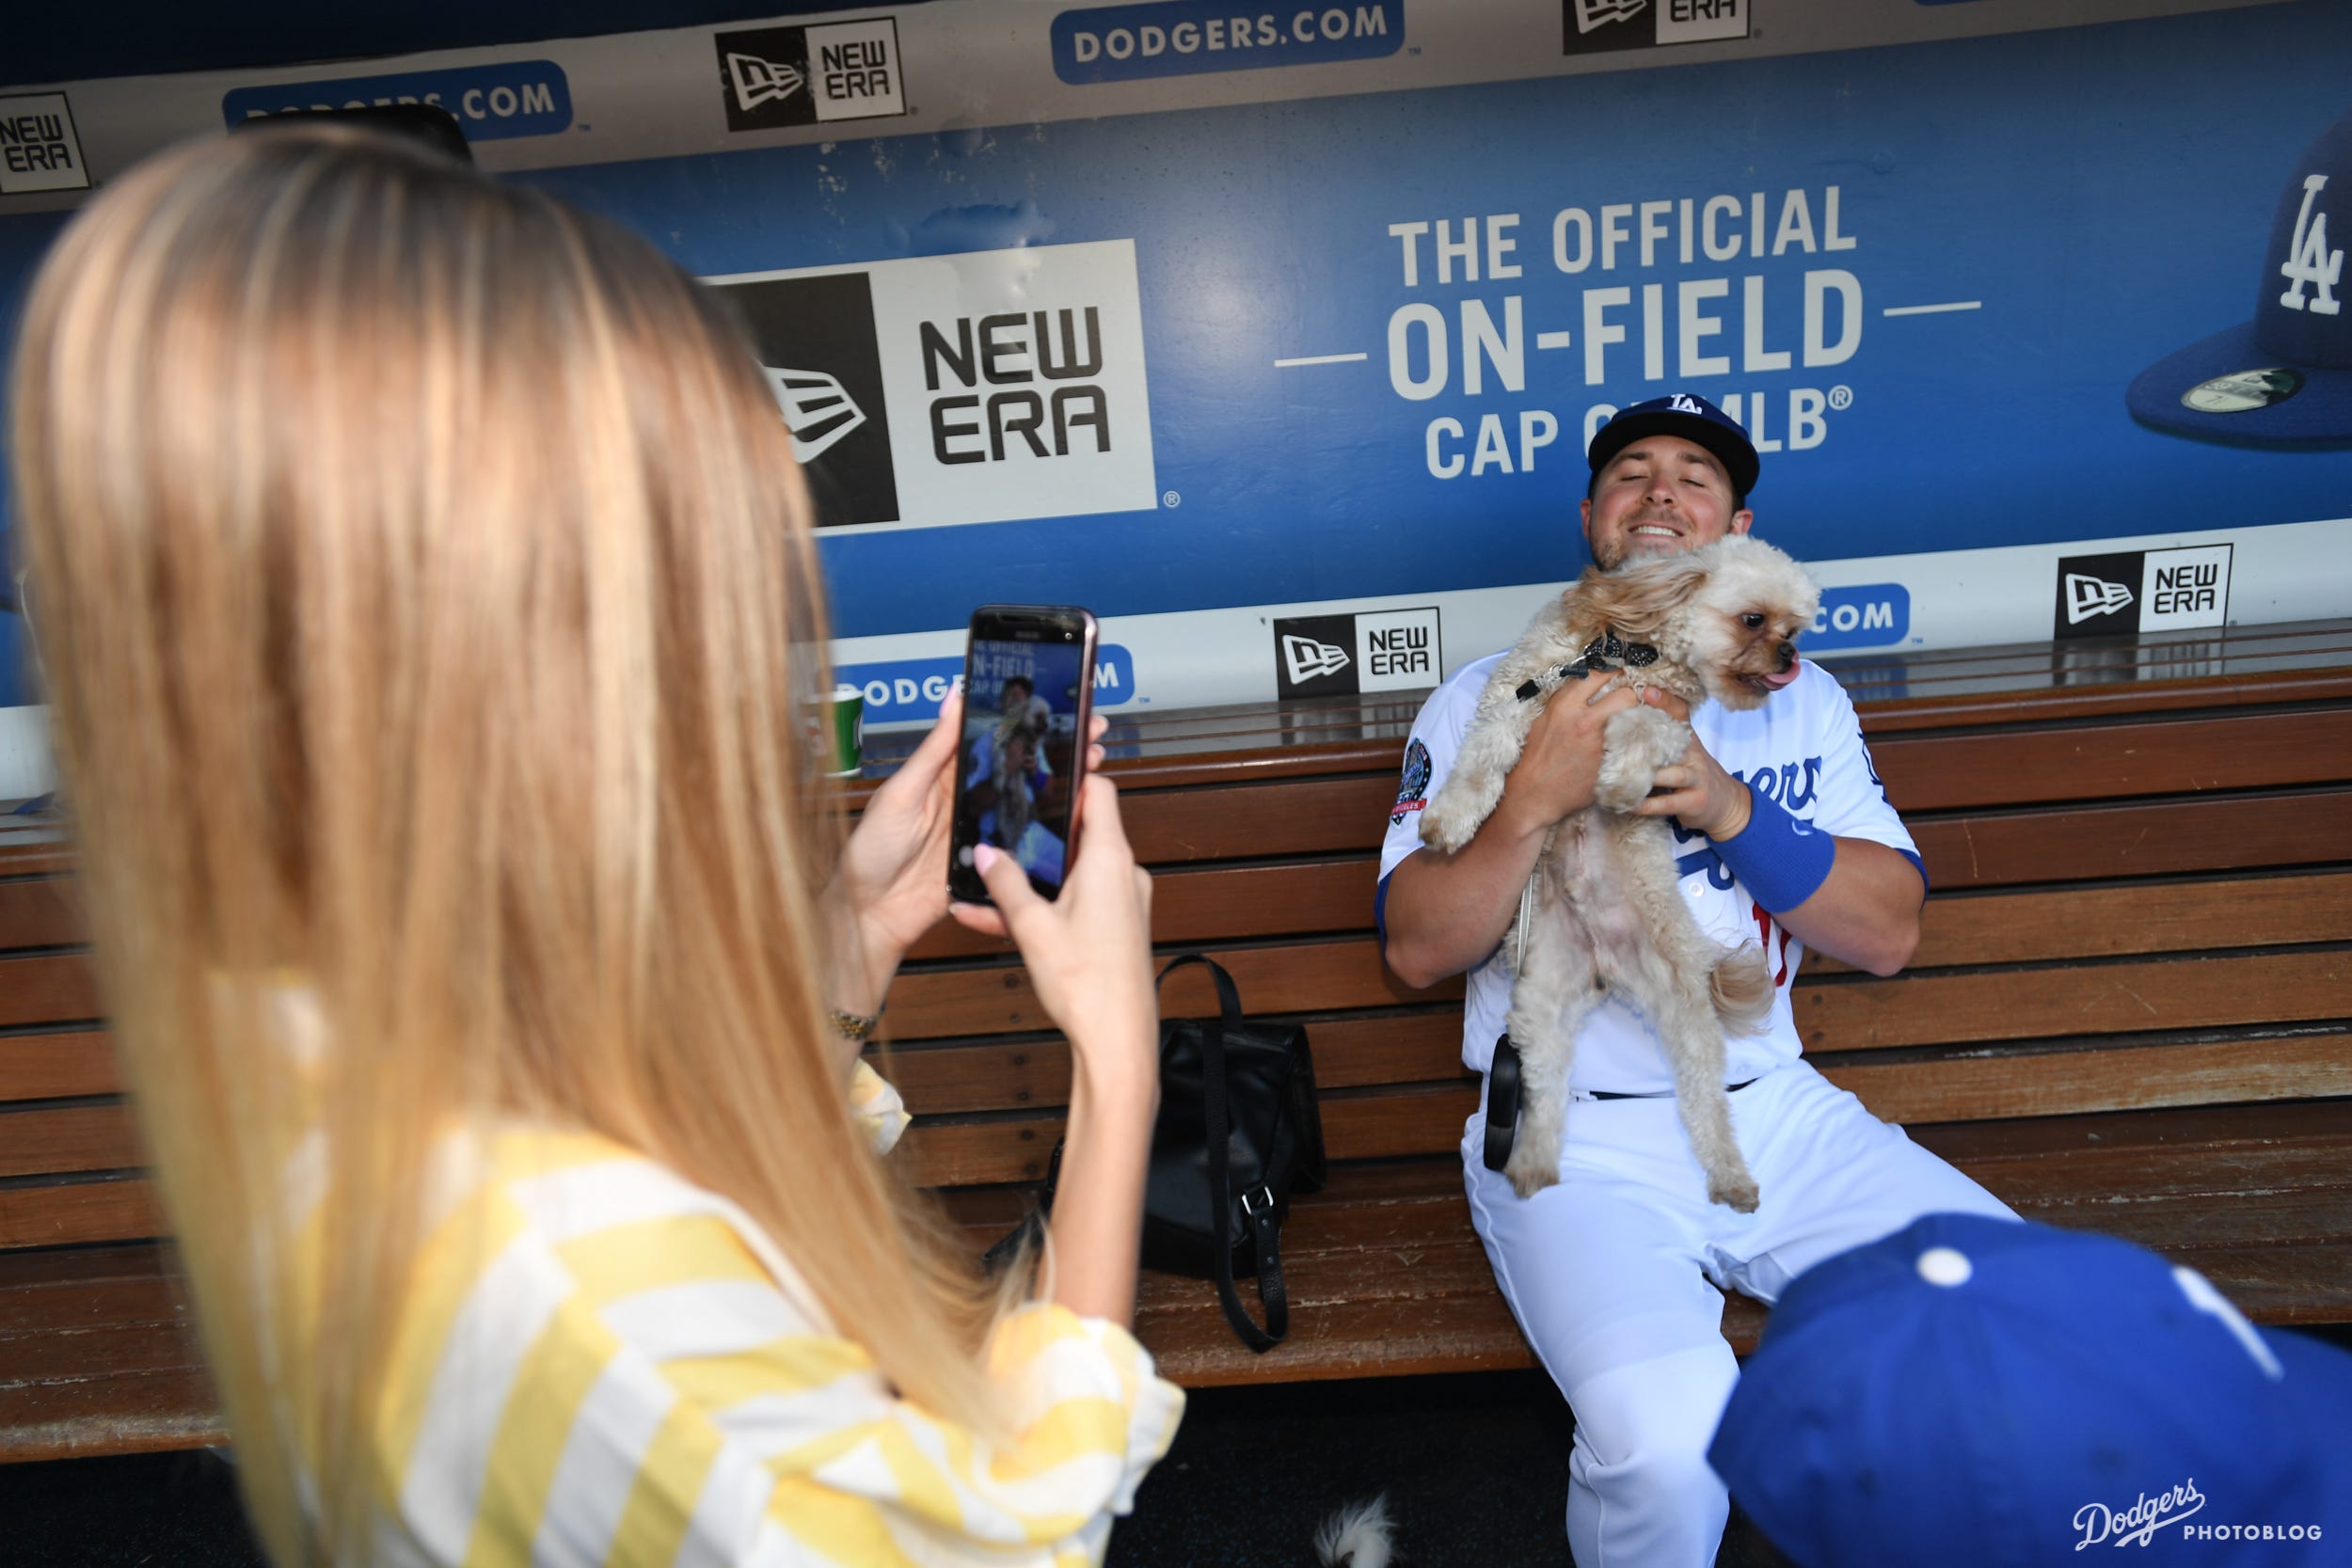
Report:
1614,1414,1726,1512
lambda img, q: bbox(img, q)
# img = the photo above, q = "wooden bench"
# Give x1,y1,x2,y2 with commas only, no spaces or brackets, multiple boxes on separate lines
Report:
6,617,2350,1458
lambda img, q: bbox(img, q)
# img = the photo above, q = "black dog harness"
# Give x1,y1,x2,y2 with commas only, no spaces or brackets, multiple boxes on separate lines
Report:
1515,629,1660,702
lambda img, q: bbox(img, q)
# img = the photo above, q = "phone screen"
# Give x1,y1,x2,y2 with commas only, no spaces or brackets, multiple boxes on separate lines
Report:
950,612,1093,902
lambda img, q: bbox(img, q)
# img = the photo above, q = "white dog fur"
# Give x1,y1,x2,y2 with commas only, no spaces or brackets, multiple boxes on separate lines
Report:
1419,533,1821,1208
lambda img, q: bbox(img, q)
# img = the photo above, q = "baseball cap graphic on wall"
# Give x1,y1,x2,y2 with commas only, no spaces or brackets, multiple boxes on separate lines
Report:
2127,108,2352,447
1709,1213,2352,1567
1586,391,1760,496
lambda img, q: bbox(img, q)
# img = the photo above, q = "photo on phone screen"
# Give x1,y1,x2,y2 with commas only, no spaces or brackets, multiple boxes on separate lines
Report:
949,608,1095,903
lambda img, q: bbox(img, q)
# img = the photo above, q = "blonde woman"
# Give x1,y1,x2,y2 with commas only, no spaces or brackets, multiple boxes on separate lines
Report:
9,127,1179,1566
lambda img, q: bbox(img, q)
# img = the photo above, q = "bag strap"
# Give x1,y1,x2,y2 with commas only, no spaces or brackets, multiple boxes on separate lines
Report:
1194,962,1286,1352
1156,952,1244,1037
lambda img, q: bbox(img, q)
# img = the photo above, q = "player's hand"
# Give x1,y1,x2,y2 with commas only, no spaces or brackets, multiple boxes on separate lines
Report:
1631,722,1753,840
962,774,1158,1102
1493,678,1691,837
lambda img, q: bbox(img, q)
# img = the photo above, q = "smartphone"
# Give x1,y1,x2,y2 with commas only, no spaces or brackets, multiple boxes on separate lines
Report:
947,605,1100,905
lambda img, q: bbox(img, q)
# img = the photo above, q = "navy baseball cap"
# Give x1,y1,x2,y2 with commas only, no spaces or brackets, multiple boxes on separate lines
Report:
1587,392,1761,496
2127,108,2352,447
1709,1213,2352,1566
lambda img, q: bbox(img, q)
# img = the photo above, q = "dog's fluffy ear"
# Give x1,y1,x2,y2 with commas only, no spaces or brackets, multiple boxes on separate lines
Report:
1572,555,1709,641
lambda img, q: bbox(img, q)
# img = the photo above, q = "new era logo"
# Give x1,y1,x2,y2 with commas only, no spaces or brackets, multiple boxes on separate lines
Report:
725,52,805,114
2054,546,2233,641
2065,573,2135,625
714,18,904,132
763,367,866,463
1283,635,1352,685
1574,0,1647,32
0,94,89,195
1565,0,1744,53
1274,607,1441,699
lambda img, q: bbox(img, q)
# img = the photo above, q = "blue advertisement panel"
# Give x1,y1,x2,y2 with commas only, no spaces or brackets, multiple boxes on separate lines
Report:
509,3,2352,646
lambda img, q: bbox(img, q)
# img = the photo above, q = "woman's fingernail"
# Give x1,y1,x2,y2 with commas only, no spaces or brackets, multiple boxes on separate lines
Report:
974,844,1001,872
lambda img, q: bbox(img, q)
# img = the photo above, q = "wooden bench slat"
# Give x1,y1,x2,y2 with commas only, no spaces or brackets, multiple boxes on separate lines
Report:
0,1318,208,1386
0,1103,141,1180
907,856,1384,962
1868,707,2352,810
897,1083,1484,1187
0,1031,119,1102
0,1270,184,1341
917,862,2352,971
1907,789,2352,889
886,939,1456,1044
0,1368,225,1463
0,879,82,954
889,935,2348,1054
900,1034,2352,1184
1798,949,2350,1051
1120,775,1400,863
1912,1095,2352,1160
1807,869,2352,974
1823,1031,2352,1124
0,954,101,1031
878,1009,1466,1115
0,1179,163,1252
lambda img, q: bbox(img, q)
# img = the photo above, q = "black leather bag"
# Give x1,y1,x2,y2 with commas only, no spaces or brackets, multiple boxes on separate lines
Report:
1142,954,1327,1351
986,953,1327,1351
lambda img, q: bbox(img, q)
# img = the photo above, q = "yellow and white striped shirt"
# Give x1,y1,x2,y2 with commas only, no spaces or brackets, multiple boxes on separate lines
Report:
353,1063,1184,1567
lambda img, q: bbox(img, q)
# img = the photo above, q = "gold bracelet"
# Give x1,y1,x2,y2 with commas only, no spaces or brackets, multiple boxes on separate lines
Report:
830,1006,882,1041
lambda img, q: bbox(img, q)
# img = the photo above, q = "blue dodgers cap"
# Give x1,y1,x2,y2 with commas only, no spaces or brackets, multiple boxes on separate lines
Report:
1586,391,1761,496
1708,1214,2352,1567
2127,109,2352,447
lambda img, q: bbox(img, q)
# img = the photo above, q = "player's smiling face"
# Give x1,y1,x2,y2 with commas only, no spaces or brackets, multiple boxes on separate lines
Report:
1581,435,1753,571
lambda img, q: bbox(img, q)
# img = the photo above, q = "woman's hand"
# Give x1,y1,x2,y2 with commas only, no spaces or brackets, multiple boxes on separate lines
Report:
826,698,1113,1024
824,689,969,1022
965,772,1159,1323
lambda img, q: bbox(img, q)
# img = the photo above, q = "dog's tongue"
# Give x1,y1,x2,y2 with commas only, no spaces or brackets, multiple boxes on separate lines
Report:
1761,663,1803,691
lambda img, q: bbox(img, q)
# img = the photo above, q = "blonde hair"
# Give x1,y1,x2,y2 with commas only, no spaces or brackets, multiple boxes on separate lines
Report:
10,127,998,1562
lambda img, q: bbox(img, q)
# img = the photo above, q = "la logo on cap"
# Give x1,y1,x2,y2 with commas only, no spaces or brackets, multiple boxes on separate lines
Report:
2127,109,2352,446
2279,174,2342,316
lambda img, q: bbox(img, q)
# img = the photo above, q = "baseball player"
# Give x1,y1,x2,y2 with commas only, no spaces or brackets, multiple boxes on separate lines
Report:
1377,393,2017,1568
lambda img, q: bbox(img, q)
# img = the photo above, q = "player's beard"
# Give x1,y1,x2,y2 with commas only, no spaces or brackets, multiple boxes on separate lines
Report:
1593,505,1694,571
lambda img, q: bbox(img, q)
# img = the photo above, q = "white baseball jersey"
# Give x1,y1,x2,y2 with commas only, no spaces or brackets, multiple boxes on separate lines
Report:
1378,654,1919,1093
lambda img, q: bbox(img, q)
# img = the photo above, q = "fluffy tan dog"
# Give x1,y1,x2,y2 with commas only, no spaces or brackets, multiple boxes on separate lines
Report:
1420,534,1821,1208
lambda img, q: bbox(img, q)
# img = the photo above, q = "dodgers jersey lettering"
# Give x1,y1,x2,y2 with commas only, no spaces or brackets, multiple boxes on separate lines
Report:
1379,654,1916,1092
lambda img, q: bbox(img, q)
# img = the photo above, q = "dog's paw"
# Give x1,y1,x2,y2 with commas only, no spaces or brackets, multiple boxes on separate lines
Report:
1591,757,1650,813
1419,792,1477,853
1505,1139,1561,1199
1708,1173,1761,1213
1508,1160,1559,1200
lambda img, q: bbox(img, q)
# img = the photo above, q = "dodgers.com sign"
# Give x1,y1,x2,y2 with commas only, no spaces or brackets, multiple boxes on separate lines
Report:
1804,583,1909,651
839,644,1138,725
223,62,574,141
1051,1,1403,85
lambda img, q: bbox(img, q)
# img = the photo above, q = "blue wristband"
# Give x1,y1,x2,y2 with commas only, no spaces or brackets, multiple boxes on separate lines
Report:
1710,787,1836,913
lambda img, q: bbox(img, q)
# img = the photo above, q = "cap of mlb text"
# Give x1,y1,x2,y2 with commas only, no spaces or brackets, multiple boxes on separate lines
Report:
1708,1213,2352,1567
2127,107,2352,446
1586,392,1760,497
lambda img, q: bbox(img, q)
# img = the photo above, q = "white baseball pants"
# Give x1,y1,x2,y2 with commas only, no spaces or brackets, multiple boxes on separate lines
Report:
1462,1059,2017,1568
